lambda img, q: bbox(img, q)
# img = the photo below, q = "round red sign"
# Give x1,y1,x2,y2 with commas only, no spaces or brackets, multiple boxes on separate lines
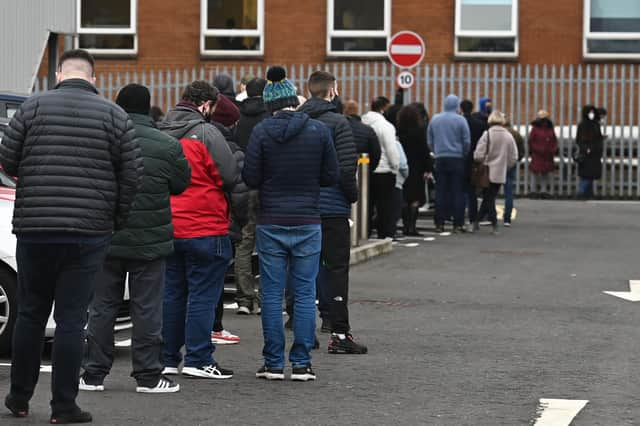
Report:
388,31,426,69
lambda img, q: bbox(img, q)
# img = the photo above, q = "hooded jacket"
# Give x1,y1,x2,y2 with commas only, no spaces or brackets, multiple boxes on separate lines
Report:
528,118,558,174
242,110,339,225
298,98,358,217
472,97,491,123
0,79,143,237
234,96,271,151
158,104,241,238
362,110,400,174
213,74,236,101
576,105,604,179
428,95,471,159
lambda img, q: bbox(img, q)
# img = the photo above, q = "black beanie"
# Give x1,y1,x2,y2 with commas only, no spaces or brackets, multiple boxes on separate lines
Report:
116,83,151,115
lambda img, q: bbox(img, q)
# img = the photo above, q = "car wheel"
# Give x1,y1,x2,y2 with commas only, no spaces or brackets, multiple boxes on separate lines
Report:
0,268,17,356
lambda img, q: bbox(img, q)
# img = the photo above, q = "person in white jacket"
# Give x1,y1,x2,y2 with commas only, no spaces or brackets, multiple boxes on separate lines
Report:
362,97,400,239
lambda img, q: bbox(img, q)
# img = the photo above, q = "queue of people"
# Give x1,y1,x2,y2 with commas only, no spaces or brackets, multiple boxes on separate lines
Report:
0,49,608,423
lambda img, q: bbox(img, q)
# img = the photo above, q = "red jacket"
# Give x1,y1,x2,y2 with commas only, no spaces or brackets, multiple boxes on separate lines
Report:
170,137,230,238
528,119,558,174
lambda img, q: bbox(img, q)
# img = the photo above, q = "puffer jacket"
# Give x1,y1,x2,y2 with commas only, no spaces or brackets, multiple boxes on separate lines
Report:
362,110,400,174
109,114,191,260
158,103,241,238
0,79,143,236
298,98,358,217
346,114,381,172
242,111,339,225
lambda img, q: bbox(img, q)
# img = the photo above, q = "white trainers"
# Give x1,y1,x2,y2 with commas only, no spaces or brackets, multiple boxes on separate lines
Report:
211,330,240,345
182,364,234,379
236,306,251,315
136,376,180,394
162,367,179,375
79,376,104,392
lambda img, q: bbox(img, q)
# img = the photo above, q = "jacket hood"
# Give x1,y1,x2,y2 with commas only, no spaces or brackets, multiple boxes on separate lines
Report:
263,111,310,143
213,74,236,98
479,97,492,114
444,95,460,112
240,96,268,117
158,106,205,139
297,97,336,118
361,110,386,124
532,117,554,128
582,104,598,121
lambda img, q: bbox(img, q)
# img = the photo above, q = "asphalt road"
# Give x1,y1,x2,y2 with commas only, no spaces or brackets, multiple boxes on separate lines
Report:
1,199,639,425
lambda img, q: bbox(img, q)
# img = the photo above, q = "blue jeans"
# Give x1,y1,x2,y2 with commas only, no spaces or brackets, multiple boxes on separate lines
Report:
435,157,465,227
503,166,516,223
162,235,232,368
578,178,594,198
257,224,321,369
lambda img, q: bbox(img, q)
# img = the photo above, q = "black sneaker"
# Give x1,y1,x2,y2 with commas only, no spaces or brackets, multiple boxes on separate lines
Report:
320,319,332,333
291,366,316,381
182,364,233,379
78,372,104,392
136,376,180,393
50,408,92,424
5,395,28,418
255,365,285,380
328,333,368,354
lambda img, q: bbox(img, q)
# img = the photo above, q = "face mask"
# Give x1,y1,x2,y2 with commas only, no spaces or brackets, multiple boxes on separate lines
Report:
588,112,595,121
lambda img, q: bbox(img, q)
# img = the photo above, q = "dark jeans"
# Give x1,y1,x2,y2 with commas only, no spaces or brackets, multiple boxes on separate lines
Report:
435,158,465,227
392,188,403,237
578,178,594,198
465,183,478,223
318,217,351,334
10,238,110,414
84,256,165,387
163,236,232,369
503,166,516,223
477,183,502,226
256,224,321,369
371,173,396,238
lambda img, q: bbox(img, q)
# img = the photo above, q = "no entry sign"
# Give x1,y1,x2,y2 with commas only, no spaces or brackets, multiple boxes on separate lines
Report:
388,31,425,69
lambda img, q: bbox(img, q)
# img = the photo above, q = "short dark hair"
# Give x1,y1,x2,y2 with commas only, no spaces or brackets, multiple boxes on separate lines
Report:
460,99,474,115
246,78,267,98
308,71,336,98
182,80,219,106
371,96,390,112
58,49,95,76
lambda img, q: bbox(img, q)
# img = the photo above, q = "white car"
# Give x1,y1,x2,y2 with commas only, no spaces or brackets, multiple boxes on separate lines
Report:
0,124,130,355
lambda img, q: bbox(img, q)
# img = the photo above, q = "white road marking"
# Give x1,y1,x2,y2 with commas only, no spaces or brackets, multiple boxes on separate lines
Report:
439,232,451,236
114,322,133,332
0,363,52,373
603,280,640,302
404,243,420,248
224,302,239,310
534,399,588,426
115,339,132,348
423,237,436,242
588,200,640,205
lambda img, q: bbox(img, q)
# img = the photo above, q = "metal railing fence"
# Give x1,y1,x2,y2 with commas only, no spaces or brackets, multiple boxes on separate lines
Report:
35,63,640,198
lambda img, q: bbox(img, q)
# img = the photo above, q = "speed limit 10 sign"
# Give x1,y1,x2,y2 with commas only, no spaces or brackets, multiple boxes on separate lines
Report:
397,71,415,89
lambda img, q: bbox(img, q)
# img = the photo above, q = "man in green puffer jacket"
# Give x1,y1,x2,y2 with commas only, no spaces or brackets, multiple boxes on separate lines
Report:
81,84,191,394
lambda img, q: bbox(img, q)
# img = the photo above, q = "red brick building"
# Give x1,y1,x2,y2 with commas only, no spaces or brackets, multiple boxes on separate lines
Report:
71,0,640,73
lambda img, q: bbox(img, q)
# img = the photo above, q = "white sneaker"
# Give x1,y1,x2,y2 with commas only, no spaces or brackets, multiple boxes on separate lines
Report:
211,330,240,345
136,377,180,394
162,367,179,375
182,364,234,379
79,377,104,392
503,222,512,227
236,306,251,315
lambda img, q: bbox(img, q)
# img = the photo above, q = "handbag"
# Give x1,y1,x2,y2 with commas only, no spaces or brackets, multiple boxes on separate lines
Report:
471,130,491,188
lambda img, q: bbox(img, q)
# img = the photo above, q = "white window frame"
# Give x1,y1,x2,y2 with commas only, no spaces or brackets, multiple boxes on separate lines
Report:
454,0,519,58
583,0,640,60
75,0,138,55
200,0,264,57
326,0,391,57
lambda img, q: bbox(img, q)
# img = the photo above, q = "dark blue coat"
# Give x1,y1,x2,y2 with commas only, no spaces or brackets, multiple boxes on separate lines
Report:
298,98,358,217
242,111,339,225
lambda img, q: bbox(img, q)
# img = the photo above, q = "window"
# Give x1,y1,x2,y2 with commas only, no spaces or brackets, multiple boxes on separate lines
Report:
584,0,640,59
454,0,518,58
327,0,391,57
76,0,137,55
201,0,264,56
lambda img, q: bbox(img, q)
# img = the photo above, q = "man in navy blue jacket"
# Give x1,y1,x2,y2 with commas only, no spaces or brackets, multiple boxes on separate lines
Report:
298,71,367,355
242,66,338,381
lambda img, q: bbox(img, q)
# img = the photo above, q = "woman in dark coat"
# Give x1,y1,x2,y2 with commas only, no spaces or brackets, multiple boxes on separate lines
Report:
528,110,558,198
575,105,604,199
397,104,433,236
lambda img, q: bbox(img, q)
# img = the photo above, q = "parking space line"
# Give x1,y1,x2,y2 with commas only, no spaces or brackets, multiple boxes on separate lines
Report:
534,399,588,426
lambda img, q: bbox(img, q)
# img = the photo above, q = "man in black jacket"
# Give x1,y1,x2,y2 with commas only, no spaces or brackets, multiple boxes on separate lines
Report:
460,99,487,228
80,84,191,395
298,71,367,355
0,50,143,423
343,99,381,172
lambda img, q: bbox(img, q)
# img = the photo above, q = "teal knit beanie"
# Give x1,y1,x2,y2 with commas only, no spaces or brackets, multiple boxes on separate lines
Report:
263,66,300,113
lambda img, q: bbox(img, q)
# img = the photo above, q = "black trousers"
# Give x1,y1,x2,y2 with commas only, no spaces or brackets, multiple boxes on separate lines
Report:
477,183,502,225
371,173,396,239
318,217,351,334
83,256,165,387
10,238,110,414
